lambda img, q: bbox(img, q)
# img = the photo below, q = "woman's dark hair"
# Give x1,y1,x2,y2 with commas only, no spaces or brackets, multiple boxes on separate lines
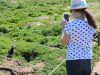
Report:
70,9,97,29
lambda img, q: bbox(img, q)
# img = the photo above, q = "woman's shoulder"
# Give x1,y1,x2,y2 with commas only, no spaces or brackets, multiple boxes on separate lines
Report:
69,19,83,24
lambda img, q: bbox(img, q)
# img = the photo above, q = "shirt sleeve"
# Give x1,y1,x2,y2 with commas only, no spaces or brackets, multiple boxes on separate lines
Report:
64,22,71,35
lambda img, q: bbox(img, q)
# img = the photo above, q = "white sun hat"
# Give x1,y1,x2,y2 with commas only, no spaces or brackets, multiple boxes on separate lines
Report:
70,0,88,10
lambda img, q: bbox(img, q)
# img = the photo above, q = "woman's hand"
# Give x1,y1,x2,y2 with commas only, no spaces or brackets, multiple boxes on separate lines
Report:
61,32,70,47
61,19,67,28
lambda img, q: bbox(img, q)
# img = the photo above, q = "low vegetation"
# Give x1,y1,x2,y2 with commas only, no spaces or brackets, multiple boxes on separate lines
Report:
0,0,100,75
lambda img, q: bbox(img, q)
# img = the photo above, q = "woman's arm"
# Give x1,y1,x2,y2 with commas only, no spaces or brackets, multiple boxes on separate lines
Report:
61,29,70,47
60,20,71,47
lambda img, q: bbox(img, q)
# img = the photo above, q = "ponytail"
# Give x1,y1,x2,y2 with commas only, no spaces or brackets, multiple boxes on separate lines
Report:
73,9,97,29
84,9,97,29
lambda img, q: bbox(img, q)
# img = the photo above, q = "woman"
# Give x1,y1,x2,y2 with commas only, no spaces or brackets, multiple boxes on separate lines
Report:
61,0,97,75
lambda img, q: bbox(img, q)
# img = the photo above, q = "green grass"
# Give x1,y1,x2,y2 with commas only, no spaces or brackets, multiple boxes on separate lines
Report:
0,0,100,75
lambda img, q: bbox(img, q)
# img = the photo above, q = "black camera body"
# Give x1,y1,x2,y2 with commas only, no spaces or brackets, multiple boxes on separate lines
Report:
64,13,69,21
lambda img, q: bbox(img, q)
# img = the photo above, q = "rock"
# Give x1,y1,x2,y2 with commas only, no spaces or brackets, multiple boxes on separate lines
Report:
0,59,35,75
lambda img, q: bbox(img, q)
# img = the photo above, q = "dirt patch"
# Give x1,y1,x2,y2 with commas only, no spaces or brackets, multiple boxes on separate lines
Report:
33,62,45,71
2,59,23,67
0,70,11,75
92,61,100,75
0,59,34,75
0,66,34,75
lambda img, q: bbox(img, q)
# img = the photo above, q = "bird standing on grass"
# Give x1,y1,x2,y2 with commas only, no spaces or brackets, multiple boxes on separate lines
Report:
7,40,16,58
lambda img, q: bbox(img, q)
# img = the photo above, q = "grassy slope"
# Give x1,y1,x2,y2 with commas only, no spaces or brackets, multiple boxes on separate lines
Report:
0,0,100,75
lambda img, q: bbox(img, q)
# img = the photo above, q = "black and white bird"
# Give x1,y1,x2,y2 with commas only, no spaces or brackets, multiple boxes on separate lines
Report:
7,40,16,58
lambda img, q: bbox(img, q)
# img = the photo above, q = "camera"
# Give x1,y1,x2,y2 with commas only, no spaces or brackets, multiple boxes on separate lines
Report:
64,13,69,21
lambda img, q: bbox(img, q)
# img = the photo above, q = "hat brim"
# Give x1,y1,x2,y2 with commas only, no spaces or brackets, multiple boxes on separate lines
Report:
70,5,88,10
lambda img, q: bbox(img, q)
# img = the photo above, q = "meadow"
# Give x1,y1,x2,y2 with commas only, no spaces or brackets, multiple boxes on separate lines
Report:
0,0,100,75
